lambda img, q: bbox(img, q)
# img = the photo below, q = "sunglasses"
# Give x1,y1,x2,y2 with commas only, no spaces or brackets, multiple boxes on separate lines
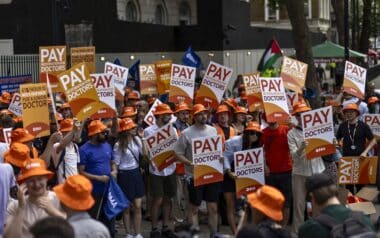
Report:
101,131,109,136
247,131,257,136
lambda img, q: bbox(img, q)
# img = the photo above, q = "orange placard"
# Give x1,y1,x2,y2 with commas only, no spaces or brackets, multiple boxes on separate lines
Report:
57,63,103,121
139,64,158,95
192,135,223,187
39,46,67,92
343,61,366,100
155,60,172,94
71,46,96,74
168,64,195,105
242,72,263,112
89,73,116,119
20,83,50,138
280,56,307,94
338,156,378,184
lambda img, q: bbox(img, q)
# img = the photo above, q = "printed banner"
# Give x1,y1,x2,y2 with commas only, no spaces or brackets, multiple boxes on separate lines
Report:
168,64,195,105
144,123,178,171
280,56,307,94
20,83,50,138
338,156,378,184
144,99,176,126
242,73,263,112
57,63,103,121
71,46,96,74
192,135,223,187
259,77,290,122
2,127,12,145
155,60,172,94
343,61,366,100
0,75,32,93
139,64,157,95
195,61,233,110
364,114,380,139
301,106,336,159
234,148,265,198
286,91,299,114
104,62,128,101
39,46,67,92
8,93,22,116
90,73,116,119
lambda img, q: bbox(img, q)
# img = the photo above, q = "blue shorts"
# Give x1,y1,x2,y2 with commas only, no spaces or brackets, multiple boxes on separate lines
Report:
117,168,145,201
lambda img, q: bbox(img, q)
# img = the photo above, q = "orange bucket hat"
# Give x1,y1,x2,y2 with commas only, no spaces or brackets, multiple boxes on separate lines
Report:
118,118,137,132
248,185,285,221
127,91,140,100
192,104,209,116
153,103,174,115
0,92,11,104
121,106,137,118
244,122,262,134
87,120,107,136
0,109,13,115
17,158,54,184
343,103,360,116
216,105,230,115
292,102,311,115
60,119,74,132
234,106,248,114
4,142,31,168
175,102,191,113
223,98,238,110
11,128,35,143
368,96,379,105
53,175,95,211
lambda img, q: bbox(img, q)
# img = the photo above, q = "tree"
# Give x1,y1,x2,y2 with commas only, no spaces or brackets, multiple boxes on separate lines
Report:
359,0,373,53
331,0,345,46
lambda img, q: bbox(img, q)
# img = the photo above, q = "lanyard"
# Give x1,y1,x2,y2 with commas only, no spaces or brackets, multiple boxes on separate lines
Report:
347,122,358,147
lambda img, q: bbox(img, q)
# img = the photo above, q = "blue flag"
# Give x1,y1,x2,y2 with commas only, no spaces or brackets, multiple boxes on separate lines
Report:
182,46,201,68
129,59,141,90
103,177,130,220
113,58,122,66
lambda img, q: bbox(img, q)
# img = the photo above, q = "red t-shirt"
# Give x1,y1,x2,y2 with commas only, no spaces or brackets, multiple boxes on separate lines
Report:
261,125,292,173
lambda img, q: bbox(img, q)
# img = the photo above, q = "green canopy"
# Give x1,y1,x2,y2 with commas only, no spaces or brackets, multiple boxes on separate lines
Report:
312,41,366,59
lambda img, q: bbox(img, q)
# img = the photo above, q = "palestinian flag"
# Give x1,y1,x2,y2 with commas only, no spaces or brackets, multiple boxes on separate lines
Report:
257,38,282,72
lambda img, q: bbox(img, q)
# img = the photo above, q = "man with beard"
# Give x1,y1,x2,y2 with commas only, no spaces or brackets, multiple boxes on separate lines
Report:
78,120,117,237
174,104,222,238
143,104,178,238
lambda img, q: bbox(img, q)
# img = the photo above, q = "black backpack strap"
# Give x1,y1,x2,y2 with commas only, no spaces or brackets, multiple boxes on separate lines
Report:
314,213,341,229
55,148,66,178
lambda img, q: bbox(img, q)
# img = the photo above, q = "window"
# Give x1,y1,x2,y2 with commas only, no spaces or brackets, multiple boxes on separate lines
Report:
265,0,279,21
304,0,311,18
126,1,138,21
179,1,191,25
155,4,167,25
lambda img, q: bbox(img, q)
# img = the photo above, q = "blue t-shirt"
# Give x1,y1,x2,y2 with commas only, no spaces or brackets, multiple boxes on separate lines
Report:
79,141,113,193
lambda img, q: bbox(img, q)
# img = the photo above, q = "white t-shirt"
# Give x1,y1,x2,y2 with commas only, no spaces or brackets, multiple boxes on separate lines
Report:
0,142,9,163
6,191,61,238
52,142,80,184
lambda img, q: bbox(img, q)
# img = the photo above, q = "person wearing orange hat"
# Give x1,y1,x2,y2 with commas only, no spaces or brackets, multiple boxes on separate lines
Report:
114,118,144,238
143,103,178,238
0,91,11,108
223,122,263,234
51,118,81,184
126,91,140,107
120,106,137,120
367,96,380,114
3,142,31,174
78,119,117,236
246,185,291,237
232,106,247,135
288,102,325,235
174,102,191,132
4,158,65,238
174,104,222,237
223,98,238,113
214,104,237,146
53,175,110,238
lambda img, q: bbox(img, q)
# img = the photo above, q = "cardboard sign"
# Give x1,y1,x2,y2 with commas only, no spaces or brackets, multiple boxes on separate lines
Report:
57,63,103,121
104,62,128,101
363,114,380,139
90,73,116,119
343,61,366,100
259,77,290,122
286,91,298,114
2,127,12,145
144,123,178,171
139,64,158,95
168,64,196,105
20,83,50,138
242,73,263,112
280,56,307,94
144,99,176,126
155,60,172,94
338,156,378,184
192,135,223,187
0,75,33,93
71,46,96,74
301,106,336,159
234,148,265,198
8,93,22,116
195,61,233,110
39,46,67,92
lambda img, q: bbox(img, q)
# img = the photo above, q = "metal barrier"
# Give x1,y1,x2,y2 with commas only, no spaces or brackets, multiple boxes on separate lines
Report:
0,55,39,82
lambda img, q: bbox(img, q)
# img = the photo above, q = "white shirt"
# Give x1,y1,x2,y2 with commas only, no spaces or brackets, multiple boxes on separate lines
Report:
144,124,176,176
113,137,142,171
52,142,80,184
0,142,9,163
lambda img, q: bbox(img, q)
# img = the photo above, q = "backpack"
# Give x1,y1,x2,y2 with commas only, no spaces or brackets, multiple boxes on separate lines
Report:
314,211,376,238
257,220,292,238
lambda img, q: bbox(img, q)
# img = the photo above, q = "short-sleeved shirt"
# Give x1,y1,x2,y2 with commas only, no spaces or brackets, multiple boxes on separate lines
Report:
0,164,15,236
68,212,110,238
51,142,80,184
0,142,9,163
113,137,142,171
79,141,113,193
336,121,374,156
6,191,60,238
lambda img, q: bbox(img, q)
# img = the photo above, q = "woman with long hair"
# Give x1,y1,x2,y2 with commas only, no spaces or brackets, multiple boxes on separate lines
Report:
223,122,263,235
113,118,145,238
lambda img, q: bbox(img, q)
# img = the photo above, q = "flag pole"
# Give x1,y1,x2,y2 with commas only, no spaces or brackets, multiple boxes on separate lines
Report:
46,73,59,130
